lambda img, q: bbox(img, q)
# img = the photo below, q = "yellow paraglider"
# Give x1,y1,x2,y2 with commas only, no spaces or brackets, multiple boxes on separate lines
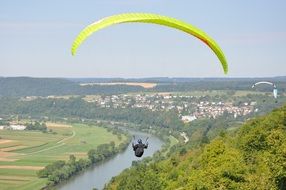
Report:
71,13,228,74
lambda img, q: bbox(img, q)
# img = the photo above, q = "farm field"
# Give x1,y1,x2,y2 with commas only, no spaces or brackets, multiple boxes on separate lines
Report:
128,90,266,97
80,82,157,89
171,90,265,97
0,123,126,190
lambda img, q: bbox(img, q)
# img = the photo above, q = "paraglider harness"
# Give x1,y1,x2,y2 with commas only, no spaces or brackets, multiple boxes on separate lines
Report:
132,136,149,157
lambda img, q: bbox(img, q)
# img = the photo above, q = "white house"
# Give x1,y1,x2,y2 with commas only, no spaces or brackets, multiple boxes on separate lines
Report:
9,125,26,130
181,115,197,123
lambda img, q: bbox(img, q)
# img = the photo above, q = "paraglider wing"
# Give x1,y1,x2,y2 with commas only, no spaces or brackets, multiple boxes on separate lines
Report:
252,81,276,88
71,13,228,74
252,81,277,98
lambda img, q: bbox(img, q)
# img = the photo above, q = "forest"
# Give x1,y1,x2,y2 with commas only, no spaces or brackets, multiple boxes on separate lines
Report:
0,97,184,130
106,104,286,190
1,77,286,97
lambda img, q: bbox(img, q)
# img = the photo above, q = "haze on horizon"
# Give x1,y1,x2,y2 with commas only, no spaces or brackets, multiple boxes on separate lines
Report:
1,1,286,78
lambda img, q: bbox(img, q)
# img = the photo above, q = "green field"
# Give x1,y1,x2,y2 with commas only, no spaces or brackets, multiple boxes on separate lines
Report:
131,90,268,97
0,123,126,190
162,135,179,157
177,90,267,97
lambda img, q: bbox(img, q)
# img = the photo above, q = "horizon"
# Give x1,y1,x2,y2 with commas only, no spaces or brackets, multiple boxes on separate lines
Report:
1,76,286,79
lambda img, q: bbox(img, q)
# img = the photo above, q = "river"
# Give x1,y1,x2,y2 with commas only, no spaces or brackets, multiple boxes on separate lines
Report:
57,130,164,190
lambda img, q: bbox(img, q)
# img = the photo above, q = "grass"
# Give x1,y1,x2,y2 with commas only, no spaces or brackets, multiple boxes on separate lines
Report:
80,82,157,89
0,122,126,190
169,135,179,147
233,90,265,96
130,90,265,97
175,90,269,97
0,177,48,190
162,135,179,157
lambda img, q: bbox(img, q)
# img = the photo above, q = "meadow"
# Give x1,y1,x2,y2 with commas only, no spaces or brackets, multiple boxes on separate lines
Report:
0,123,126,190
127,90,268,97
80,82,157,89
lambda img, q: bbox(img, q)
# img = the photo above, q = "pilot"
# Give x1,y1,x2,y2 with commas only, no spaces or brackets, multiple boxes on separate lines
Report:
132,139,148,157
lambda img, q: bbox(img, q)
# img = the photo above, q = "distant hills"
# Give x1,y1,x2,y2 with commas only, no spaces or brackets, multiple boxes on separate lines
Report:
0,77,285,97
69,76,286,83
0,77,143,97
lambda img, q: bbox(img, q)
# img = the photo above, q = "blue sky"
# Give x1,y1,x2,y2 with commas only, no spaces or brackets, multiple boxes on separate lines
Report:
1,0,286,78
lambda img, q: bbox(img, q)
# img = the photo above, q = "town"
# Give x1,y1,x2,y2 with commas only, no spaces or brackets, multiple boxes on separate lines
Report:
83,93,256,122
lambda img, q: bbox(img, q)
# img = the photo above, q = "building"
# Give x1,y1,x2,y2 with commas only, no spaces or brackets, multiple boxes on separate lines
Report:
181,115,197,123
9,125,26,130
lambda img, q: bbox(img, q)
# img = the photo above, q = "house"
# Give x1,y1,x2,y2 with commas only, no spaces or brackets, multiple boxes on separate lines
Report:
9,125,26,130
181,115,197,123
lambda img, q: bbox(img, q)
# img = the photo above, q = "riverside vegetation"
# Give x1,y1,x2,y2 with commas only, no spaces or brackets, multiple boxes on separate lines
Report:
106,104,286,190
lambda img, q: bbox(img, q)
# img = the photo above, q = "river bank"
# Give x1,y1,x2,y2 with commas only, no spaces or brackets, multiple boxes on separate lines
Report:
57,130,164,190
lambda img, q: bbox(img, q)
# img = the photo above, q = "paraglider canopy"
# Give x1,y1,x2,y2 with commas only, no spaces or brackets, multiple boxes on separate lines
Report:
252,81,278,99
71,13,228,74
252,81,276,89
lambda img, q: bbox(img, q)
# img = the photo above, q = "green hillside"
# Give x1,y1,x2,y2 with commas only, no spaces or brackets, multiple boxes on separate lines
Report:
0,77,143,97
106,105,286,190
1,77,286,97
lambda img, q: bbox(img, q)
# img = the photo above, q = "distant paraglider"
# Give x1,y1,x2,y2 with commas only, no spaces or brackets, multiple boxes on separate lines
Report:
252,81,278,100
252,81,276,89
71,13,228,74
